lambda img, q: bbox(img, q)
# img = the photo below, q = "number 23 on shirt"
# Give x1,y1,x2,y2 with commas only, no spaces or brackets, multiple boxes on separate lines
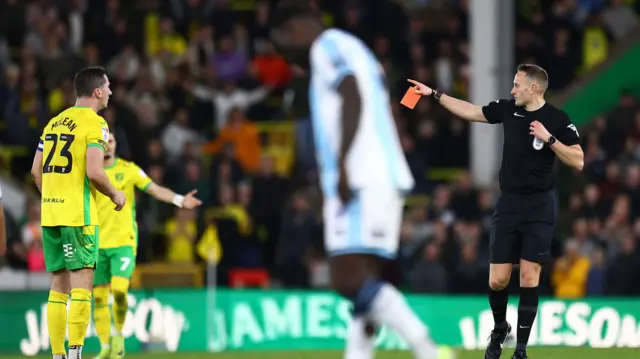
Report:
38,106,109,227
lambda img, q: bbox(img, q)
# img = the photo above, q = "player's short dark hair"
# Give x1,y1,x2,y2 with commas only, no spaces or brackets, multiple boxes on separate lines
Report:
516,64,548,90
270,0,316,28
74,66,107,97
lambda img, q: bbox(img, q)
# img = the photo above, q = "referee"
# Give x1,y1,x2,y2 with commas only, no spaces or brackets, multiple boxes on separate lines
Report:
408,64,583,359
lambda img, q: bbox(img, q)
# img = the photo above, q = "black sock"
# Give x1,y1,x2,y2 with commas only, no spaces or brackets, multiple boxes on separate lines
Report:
517,286,539,351
488,287,509,329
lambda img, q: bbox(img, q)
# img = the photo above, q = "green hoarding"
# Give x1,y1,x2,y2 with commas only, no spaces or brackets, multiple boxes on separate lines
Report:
2,290,640,355
561,42,640,127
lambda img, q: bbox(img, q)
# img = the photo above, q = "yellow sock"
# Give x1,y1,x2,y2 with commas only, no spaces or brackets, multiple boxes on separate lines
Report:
47,291,69,355
68,288,92,347
111,277,130,333
93,287,111,347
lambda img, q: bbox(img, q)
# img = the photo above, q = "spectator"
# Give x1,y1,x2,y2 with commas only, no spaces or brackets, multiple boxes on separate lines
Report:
210,183,261,269
410,243,449,293
477,189,495,234
602,0,639,40
601,194,632,258
552,240,591,298
599,162,622,201
580,184,607,218
203,108,261,173
570,217,597,256
586,245,607,296
250,40,291,89
161,108,200,162
583,131,608,179
452,242,486,294
429,185,456,226
210,35,247,82
289,66,315,174
185,24,215,75
149,17,187,62
47,77,75,116
544,28,576,91
451,171,479,221
103,106,132,159
252,156,289,266
606,231,640,295
177,159,210,207
21,199,44,272
189,78,270,130
581,13,610,72
401,134,428,194
165,208,198,264
3,76,47,145
624,165,640,217
0,64,21,134
275,191,316,288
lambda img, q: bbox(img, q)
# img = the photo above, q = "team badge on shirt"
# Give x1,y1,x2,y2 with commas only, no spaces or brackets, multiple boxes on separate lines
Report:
102,127,109,142
533,136,544,150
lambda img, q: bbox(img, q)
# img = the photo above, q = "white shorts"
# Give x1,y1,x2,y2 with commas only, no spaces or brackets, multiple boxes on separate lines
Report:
323,186,403,259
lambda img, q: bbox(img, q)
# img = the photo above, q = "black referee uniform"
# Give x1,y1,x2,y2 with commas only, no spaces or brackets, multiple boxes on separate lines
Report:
482,99,581,264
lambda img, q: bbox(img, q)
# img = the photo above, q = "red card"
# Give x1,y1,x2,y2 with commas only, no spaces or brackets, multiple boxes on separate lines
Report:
400,88,421,109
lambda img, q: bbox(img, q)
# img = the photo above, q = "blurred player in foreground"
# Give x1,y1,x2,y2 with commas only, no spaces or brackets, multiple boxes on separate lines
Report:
270,1,454,359
31,66,126,359
92,132,202,359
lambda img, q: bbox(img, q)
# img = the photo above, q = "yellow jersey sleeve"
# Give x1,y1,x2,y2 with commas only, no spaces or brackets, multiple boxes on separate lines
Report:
131,164,153,191
87,117,109,152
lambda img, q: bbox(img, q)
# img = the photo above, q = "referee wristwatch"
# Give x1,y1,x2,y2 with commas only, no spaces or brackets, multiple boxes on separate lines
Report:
432,88,443,101
546,135,557,146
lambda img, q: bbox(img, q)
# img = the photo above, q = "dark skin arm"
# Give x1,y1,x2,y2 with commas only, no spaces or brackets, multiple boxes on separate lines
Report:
338,75,362,204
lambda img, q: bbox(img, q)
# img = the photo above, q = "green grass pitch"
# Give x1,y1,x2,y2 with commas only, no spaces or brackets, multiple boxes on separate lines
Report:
4,348,640,359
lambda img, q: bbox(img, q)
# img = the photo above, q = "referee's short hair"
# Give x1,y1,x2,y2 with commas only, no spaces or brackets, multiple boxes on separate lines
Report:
74,66,108,98
517,64,548,91
271,0,316,28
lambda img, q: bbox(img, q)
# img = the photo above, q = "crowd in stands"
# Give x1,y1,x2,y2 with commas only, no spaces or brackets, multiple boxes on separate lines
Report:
554,91,640,298
0,0,639,296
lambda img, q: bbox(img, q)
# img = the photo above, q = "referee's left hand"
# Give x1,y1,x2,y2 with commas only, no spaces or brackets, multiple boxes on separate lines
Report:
407,79,433,96
529,121,551,142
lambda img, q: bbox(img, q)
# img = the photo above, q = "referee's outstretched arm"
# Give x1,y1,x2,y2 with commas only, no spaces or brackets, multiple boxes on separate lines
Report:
407,73,584,172
407,79,489,123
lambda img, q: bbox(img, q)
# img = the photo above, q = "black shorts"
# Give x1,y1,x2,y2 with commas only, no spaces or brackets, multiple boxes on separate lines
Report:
489,190,556,264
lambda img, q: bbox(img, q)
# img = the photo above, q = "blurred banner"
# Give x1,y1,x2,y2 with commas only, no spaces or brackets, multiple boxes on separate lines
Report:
2,290,640,355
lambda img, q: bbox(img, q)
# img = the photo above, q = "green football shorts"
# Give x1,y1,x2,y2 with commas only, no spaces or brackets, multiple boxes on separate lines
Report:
93,246,136,286
42,225,99,272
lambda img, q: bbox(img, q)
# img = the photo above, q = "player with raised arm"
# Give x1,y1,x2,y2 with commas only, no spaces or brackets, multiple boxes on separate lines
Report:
408,64,583,359
31,66,126,359
270,1,454,359
92,132,202,359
